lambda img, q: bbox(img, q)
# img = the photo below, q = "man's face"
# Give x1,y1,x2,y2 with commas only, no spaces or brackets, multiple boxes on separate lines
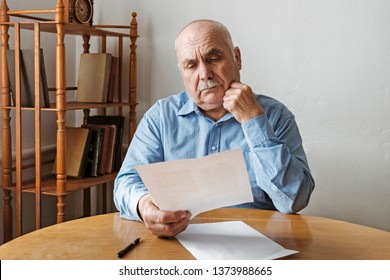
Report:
175,22,242,115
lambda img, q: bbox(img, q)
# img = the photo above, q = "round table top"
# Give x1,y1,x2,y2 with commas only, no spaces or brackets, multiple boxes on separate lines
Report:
0,208,389,260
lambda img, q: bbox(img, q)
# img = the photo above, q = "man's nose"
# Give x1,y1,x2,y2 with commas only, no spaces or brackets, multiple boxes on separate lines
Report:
198,62,213,80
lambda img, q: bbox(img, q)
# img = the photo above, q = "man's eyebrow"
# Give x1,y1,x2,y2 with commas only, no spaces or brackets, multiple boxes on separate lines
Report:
206,48,223,56
182,58,196,66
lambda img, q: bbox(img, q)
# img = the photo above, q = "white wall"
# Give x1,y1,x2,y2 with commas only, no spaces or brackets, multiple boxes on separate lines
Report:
100,0,390,231
1,0,389,244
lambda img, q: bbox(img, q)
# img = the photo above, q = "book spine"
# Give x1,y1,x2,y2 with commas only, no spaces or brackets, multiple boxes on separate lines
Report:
82,126,104,177
78,130,93,178
97,127,109,175
114,119,124,171
106,125,116,174
107,56,118,103
91,129,103,177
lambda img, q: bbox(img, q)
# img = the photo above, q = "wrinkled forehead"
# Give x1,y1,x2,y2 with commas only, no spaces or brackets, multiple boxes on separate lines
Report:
175,21,232,57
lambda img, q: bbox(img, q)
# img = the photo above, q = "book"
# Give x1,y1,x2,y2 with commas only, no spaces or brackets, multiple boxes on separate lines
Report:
81,123,111,175
6,48,50,108
105,124,117,173
22,49,50,108
53,127,93,177
87,115,124,171
107,56,118,103
76,53,112,103
6,49,31,107
81,125,104,177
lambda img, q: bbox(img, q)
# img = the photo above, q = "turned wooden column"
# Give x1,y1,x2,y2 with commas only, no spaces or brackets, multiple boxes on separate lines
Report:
129,12,138,142
0,0,13,243
54,0,66,223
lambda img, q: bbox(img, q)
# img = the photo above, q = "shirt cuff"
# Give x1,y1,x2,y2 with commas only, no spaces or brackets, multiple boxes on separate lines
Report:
241,115,276,148
129,189,149,221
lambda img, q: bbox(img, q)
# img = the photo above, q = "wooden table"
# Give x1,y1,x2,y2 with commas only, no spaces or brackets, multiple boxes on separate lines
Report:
0,208,389,260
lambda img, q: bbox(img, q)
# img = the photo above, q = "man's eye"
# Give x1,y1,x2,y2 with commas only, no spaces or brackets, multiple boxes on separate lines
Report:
185,63,196,69
209,56,221,62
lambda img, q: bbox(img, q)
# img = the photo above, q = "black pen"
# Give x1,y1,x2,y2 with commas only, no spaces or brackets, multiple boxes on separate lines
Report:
117,238,141,258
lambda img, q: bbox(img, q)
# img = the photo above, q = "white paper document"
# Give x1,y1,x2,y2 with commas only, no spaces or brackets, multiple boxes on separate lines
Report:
136,149,253,217
176,221,298,260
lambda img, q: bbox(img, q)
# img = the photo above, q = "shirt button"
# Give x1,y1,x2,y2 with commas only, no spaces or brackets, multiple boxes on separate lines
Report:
211,145,217,151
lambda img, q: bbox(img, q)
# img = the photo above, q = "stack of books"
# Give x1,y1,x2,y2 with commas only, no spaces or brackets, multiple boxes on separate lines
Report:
53,115,124,178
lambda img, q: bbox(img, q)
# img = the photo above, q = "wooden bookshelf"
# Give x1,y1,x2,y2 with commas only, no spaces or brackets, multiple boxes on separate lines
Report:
0,0,138,243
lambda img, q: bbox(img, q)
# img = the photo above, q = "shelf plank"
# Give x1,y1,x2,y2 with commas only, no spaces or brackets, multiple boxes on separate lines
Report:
5,20,133,38
56,101,136,110
0,101,138,111
3,172,118,196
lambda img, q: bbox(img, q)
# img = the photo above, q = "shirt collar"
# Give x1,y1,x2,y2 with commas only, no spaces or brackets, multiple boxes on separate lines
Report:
177,95,198,116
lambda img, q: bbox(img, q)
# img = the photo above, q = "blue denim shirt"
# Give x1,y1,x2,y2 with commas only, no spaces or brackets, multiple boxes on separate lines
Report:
114,91,315,221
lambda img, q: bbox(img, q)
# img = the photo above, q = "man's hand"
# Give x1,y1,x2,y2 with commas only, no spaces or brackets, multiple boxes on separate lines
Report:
138,194,191,237
223,82,265,123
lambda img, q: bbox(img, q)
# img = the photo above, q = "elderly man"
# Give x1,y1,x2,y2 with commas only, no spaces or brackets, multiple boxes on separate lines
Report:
114,19,315,237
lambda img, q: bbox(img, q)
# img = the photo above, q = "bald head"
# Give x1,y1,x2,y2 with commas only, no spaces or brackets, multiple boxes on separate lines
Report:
175,19,235,57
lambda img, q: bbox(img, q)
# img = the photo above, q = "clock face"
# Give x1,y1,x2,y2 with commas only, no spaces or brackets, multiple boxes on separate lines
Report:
74,0,93,24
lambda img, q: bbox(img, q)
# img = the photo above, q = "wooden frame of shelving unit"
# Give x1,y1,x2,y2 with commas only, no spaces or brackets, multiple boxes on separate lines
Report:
0,0,138,243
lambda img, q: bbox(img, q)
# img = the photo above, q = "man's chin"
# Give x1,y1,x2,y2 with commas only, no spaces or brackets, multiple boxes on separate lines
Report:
197,100,224,112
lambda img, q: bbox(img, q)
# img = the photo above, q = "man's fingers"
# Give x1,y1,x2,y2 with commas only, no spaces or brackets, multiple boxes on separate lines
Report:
147,210,191,237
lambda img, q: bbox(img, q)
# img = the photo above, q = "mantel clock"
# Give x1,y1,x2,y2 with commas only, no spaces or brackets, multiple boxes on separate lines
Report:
63,0,93,26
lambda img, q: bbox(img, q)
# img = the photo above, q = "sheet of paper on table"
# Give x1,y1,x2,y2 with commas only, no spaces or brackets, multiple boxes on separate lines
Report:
176,221,298,260
136,149,253,218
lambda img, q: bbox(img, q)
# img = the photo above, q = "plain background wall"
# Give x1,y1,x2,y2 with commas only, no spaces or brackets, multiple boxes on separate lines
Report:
97,0,390,231
1,0,389,243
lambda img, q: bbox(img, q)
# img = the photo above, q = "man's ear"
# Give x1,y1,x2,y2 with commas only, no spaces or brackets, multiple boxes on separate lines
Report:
234,47,242,70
